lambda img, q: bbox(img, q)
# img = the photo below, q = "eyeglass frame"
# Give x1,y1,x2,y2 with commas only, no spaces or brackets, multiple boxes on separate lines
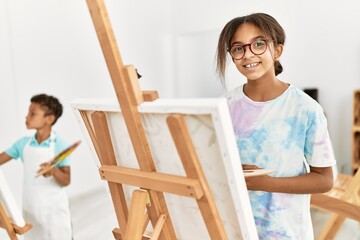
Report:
227,38,273,60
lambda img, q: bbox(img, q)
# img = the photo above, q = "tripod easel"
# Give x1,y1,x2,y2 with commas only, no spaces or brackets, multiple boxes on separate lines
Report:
0,170,32,240
0,202,31,240
73,0,258,239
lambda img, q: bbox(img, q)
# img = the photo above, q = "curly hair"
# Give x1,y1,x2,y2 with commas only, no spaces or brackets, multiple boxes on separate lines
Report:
216,13,286,84
31,94,63,125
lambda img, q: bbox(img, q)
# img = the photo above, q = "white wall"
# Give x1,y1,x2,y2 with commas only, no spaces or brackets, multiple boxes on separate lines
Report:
0,0,173,201
171,0,360,175
1,0,360,203
0,0,24,204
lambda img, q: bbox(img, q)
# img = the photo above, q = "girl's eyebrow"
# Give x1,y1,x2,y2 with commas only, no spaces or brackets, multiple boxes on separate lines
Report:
230,35,267,46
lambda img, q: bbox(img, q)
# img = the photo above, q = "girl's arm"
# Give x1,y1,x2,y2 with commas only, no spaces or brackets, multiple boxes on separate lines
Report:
0,152,12,165
245,166,333,194
39,163,71,187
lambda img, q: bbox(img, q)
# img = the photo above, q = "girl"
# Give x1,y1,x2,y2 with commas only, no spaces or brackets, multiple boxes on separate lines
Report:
216,13,336,239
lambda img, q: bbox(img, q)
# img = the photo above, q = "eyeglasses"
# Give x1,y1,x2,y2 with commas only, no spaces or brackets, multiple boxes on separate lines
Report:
228,39,272,60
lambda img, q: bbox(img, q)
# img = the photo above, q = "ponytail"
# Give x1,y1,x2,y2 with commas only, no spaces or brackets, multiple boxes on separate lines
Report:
274,60,283,76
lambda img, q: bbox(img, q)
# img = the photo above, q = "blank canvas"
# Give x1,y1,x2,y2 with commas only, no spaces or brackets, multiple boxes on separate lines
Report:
71,97,258,239
0,169,25,227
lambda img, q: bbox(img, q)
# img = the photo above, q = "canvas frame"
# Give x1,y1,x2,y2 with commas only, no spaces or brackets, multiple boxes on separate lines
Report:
72,97,258,239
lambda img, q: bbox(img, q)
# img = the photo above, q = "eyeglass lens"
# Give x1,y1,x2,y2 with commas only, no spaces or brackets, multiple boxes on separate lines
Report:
229,39,268,60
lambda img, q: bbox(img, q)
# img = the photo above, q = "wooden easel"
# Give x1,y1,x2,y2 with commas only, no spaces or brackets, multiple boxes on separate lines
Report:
311,169,360,239
0,202,31,240
83,0,230,239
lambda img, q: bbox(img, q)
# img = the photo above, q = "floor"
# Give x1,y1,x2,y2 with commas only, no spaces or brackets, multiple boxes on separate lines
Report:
311,208,360,240
70,187,118,240
1,187,359,239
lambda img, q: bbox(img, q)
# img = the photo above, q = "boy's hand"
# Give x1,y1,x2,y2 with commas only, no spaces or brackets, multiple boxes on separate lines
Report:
37,162,55,177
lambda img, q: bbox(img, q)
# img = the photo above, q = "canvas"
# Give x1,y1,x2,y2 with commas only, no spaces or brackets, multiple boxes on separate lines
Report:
0,169,25,228
71,97,258,239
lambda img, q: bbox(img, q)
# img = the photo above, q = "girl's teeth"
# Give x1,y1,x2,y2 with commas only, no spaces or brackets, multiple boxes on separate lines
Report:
246,62,259,68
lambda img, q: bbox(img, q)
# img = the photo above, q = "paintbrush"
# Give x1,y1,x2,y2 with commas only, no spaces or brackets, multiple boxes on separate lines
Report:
35,140,81,177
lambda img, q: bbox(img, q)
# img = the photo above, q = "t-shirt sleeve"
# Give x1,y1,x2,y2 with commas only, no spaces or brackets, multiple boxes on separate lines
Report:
55,138,71,167
304,107,336,167
5,137,28,161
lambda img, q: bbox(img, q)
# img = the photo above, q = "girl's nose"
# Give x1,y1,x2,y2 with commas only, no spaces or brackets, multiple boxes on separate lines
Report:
243,45,255,59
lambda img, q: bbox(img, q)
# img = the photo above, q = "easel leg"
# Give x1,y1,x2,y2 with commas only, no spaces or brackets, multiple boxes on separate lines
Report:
125,190,150,240
86,0,177,238
150,214,166,240
0,202,18,240
167,114,227,240
317,214,345,240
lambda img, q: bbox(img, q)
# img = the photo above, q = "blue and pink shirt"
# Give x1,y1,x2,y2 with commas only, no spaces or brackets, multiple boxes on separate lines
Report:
226,84,336,239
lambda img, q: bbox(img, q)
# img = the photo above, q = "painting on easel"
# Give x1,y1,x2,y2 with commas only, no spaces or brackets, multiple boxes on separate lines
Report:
70,0,259,239
72,98,259,239
0,169,31,239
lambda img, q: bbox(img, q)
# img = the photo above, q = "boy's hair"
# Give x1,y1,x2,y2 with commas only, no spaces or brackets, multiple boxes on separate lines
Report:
216,13,286,83
31,94,63,125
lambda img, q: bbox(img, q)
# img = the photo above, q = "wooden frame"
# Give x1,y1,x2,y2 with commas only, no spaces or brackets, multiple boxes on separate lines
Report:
72,98,258,239
311,88,360,239
353,90,360,174
0,169,31,240
71,0,259,239
311,170,360,239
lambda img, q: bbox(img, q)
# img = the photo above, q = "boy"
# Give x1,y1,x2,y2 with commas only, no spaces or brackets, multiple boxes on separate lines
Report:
0,93,72,240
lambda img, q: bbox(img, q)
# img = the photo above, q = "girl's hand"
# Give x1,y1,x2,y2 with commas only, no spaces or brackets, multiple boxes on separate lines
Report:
243,165,334,193
242,164,261,170
245,174,272,191
242,164,271,191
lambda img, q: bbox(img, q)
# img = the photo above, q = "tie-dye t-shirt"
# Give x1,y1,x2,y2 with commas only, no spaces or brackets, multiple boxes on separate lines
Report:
226,84,336,240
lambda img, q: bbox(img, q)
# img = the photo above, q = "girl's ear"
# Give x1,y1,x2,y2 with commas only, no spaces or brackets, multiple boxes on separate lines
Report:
274,44,284,60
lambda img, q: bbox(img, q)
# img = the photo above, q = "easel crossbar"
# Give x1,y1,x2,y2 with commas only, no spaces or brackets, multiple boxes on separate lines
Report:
311,171,360,239
99,165,204,199
311,194,360,221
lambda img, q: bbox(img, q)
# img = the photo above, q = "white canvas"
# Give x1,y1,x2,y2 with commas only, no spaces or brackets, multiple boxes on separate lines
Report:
71,97,258,240
0,169,25,227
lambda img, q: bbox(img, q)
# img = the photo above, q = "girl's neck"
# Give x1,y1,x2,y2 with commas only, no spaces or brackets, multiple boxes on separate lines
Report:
244,78,288,102
35,128,52,144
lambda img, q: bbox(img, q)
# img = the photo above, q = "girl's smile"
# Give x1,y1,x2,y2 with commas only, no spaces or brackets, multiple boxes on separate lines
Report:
244,62,260,69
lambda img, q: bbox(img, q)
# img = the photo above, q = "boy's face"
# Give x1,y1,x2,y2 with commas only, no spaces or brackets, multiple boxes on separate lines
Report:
25,103,54,129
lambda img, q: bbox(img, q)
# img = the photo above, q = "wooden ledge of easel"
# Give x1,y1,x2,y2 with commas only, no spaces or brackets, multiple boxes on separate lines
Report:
311,194,360,222
13,223,32,235
0,221,32,235
142,91,158,102
112,228,122,240
99,165,204,199
121,65,159,104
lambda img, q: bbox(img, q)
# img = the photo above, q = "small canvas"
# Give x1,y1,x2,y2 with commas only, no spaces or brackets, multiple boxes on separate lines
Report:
71,97,258,239
0,169,25,227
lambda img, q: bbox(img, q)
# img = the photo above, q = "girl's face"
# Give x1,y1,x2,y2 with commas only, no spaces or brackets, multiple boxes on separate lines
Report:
230,23,282,82
25,103,53,130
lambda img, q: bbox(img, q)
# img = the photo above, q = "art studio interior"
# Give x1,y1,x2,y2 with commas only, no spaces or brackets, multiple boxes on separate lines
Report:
0,0,359,239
